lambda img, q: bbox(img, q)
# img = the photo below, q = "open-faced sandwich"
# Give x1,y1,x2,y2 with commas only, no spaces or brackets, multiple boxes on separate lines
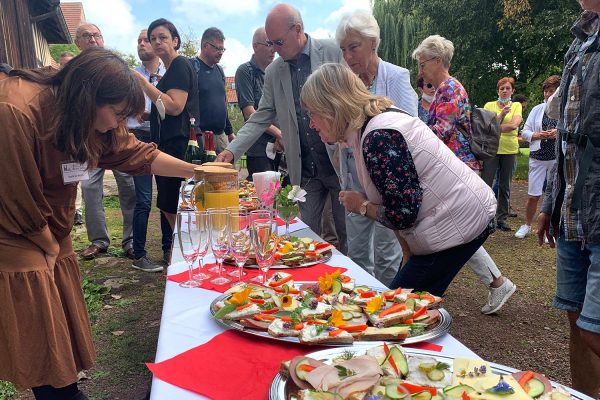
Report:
279,343,575,400
211,270,445,344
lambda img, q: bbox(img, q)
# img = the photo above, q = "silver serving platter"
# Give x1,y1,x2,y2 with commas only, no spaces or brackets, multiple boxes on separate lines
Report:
210,282,452,346
269,346,594,400
225,250,333,270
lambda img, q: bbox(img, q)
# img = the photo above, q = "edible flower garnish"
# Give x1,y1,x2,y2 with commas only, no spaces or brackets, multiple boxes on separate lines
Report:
281,294,293,308
229,288,252,306
365,295,384,314
317,269,342,293
329,310,345,327
486,376,515,395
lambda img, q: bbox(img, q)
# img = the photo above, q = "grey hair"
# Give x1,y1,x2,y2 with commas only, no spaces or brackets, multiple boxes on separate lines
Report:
335,9,380,50
412,34,454,69
75,22,101,38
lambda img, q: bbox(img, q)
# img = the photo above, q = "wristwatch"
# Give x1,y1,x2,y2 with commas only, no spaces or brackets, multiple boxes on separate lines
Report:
359,200,371,216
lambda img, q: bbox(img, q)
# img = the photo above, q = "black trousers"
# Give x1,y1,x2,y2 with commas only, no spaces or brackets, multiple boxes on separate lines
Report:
246,156,275,181
32,383,87,400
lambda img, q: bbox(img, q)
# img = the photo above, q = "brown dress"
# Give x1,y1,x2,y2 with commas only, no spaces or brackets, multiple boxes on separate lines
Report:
0,77,160,390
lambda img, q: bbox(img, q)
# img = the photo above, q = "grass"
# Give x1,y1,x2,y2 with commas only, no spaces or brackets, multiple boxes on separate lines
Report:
514,148,530,181
0,381,17,400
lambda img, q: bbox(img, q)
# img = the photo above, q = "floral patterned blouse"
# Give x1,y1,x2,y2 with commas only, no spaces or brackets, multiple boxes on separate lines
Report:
362,128,423,231
428,77,481,170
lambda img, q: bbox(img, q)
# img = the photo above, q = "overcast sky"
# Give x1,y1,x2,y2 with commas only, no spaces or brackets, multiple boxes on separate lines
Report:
66,0,371,76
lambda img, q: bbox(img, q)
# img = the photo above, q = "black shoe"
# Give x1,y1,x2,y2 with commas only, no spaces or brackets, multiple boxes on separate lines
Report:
497,221,512,231
74,211,83,225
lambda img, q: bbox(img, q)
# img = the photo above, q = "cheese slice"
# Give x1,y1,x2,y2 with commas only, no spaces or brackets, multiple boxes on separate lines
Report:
452,358,531,400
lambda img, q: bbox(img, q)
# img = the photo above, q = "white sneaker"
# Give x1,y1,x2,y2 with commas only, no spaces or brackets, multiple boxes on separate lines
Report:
515,224,530,239
481,278,516,315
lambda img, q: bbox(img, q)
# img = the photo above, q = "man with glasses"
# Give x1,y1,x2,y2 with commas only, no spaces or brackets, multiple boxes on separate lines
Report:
129,29,166,272
217,3,347,253
234,27,281,180
76,22,137,260
189,27,233,154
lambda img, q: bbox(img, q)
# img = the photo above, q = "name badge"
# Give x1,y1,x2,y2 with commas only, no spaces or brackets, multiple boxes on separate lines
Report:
61,161,90,184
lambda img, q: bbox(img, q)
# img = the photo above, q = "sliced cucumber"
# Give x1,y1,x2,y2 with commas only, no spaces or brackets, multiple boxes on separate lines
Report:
331,280,342,295
341,311,353,321
443,384,475,398
295,358,311,381
371,385,387,396
426,368,445,382
386,384,409,399
351,311,363,318
414,314,429,322
550,392,571,400
432,396,444,400
353,285,371,293
418,362,437,373
526,378,546,398
381,346,409,377
412,390,433,400
301,390,343,400
405,297,416,311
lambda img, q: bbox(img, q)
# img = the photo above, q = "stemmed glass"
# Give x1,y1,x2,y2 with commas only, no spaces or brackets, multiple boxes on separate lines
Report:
228,207,250,281
249,210,278,284
176,211,201,288
192,211,211,281
208,209,231,285
276,202,299,240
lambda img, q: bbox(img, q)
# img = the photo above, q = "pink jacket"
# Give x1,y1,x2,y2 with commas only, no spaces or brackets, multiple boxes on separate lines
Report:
348,110,496,255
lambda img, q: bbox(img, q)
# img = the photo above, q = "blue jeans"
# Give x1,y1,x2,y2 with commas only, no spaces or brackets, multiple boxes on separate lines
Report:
555,234,600,334
132,131,153,259
389,230,490,296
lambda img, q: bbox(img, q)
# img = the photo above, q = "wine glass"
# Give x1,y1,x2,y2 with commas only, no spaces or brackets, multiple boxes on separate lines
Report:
249,210,277,284
208,209,231,285
276,202,299,240
228,207,250,281
176,212,201,288
192,211,211,280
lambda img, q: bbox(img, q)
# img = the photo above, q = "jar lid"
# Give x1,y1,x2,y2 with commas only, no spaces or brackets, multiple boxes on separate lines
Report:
202,162,235,169
202,166,238,176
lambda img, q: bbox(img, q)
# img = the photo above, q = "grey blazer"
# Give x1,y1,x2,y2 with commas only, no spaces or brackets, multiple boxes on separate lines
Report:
226,37,343,185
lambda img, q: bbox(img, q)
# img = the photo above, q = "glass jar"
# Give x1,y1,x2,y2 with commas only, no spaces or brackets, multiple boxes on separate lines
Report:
199,166,239,210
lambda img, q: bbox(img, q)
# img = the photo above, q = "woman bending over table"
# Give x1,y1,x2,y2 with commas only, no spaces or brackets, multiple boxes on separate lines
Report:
300,63,496,296
0,48,195,400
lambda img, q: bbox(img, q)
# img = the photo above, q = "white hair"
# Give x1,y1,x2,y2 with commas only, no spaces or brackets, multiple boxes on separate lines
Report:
335,9,380,50
412,34,454,69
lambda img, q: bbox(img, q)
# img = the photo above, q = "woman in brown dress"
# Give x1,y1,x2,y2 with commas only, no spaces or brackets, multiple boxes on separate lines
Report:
0,48,195,399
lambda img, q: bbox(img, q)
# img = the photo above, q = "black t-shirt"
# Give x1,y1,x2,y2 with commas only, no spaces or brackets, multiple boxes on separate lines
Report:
530,113,558,161
189,57,230,134
150,56,198,157
235,58,275,157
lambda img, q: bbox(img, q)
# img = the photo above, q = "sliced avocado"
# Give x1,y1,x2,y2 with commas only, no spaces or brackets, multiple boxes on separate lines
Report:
526,378,546,398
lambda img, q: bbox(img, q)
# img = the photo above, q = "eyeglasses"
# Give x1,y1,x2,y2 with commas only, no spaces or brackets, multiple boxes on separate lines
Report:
79,32,103,41
206,42,226,53
255,42,273,48
266,24,296,47
419,57,437,69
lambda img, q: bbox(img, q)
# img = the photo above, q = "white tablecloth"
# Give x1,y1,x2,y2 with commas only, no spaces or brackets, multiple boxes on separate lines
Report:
149,225,478,399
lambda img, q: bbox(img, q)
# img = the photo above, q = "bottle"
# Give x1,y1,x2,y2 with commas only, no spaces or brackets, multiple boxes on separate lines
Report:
184,118,202,164
204,130,217,163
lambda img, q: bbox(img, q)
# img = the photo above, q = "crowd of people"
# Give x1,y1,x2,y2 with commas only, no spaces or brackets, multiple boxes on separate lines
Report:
0,0,599,398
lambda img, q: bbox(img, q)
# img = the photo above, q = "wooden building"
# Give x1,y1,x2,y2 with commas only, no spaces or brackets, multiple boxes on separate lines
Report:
0,0,71,68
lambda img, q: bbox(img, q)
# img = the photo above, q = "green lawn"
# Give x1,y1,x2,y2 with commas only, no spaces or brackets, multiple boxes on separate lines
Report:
514,148,530,181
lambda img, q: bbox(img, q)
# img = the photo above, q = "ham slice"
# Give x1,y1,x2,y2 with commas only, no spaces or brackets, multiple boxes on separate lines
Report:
305,355,382,394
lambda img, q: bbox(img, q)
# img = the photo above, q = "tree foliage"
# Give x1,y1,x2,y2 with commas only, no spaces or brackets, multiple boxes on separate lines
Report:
373,0,581,108
180,31,200,58
49,44,80,62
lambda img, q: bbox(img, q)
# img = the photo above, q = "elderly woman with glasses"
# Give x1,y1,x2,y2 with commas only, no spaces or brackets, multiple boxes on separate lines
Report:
301,63,496,296
412,35,516,314
333,10,418,285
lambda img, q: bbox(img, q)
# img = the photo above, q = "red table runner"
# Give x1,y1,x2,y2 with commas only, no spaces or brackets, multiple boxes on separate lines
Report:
147,330,320,399
167,263,348,293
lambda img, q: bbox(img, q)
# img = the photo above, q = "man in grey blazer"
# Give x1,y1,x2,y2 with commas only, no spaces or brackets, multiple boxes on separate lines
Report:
217,3,347,253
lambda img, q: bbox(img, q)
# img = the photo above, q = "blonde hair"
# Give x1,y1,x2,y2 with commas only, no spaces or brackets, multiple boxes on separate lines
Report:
300,63,393,142
412,34,454,69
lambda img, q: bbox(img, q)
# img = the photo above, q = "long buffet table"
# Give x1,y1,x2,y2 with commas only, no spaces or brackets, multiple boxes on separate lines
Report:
149,220,479,399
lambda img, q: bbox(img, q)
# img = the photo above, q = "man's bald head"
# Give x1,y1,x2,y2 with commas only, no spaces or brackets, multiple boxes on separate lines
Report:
252,27,275,70
265,3,306,61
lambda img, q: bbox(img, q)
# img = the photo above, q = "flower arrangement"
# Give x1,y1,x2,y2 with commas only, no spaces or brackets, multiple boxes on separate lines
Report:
275,182,307,208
